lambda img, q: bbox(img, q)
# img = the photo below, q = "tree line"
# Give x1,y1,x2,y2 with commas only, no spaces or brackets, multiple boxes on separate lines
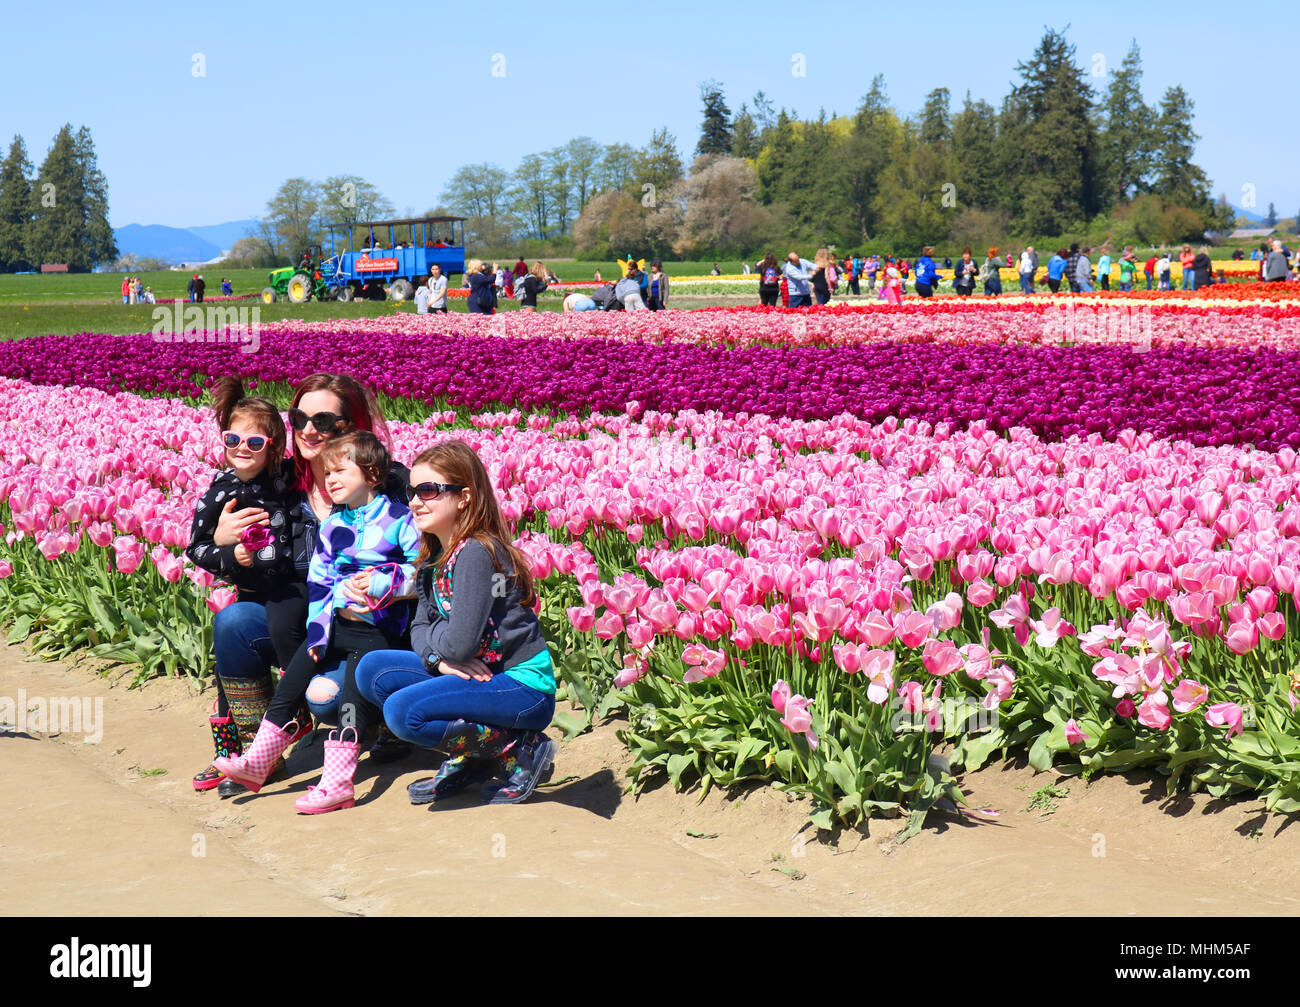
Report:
245,27,1254,266
455,29,1237,258
0,126,117,272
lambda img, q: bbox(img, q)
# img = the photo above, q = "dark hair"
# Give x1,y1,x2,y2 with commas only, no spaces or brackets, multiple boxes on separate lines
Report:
289,373,391,490
321,430,391,488
1070,242,1079,253
410,440,536,608
210,376,286,473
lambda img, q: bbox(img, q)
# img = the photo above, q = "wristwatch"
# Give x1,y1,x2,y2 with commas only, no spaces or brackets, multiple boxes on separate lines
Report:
426,651,441,673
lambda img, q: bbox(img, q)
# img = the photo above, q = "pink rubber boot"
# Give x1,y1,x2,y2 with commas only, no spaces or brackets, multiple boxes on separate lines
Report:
295,728,360,815
212,718,300,794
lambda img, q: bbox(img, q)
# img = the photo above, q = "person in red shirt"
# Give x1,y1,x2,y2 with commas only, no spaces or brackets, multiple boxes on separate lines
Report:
1144,254,1158,290
121,276,131,304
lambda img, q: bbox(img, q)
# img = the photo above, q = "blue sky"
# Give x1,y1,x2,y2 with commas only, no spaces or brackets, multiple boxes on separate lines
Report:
5,0,1294,229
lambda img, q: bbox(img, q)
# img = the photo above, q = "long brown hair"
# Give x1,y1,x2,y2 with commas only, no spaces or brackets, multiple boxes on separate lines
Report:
210,376,286,474
289,373,392,490
412,440,535,608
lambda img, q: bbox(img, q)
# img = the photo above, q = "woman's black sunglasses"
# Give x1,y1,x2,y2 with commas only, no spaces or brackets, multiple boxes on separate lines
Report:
407,482,466,502
289,408,345,433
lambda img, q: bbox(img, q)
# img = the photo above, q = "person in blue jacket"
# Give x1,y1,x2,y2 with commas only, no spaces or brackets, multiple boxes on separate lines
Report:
1046,249,1068,294
914,246,940,297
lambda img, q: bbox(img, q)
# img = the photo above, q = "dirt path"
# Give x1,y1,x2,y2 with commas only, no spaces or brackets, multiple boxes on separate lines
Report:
3,642,1300,916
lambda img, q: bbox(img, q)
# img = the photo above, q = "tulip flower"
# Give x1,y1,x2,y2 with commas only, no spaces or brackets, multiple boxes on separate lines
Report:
1204,702,1245,739
1064,718,1089,745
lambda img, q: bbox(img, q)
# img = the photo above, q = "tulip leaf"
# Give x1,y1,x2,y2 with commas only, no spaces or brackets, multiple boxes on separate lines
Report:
666,752,697,789
7,615,33,643
550,710,589,741
1027,733,1055,773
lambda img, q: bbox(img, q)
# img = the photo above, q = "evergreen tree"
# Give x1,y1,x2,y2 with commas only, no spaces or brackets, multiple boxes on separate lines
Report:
1098,40,1154,207
873,121,956,249
838,76,896,242
1208,193,1235,235
73,126,116,267
0,135,33,272
696,80,734,156
952,93,1000,211
1150,85,1210,214
751,91,777,139
26,125,89,271
999,28,1099,235
731,104,761,159
919,88,952,146
1264,202,1278,228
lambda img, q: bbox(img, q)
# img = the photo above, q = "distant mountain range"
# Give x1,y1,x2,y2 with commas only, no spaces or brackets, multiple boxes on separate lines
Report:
113,219,259,264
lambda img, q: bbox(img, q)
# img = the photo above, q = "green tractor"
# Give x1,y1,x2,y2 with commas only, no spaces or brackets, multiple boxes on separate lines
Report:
261,246,334,304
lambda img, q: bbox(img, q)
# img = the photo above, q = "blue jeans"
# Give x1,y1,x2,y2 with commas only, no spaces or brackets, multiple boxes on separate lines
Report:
1186,273,1197,291
1019,274,1034,294
1120,282,1132,291
788,293,811,308
1145,275,1153,289
1077,277,1093,292
213,601,276,682
356,650,555,748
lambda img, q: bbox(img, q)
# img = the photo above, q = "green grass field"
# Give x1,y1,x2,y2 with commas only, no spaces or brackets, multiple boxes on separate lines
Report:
0,260,754,304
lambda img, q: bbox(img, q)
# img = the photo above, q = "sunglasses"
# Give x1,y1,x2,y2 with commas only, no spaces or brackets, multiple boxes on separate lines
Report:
353,562,405,610
223,431,269,452
407,481,466,502
288,408,345,433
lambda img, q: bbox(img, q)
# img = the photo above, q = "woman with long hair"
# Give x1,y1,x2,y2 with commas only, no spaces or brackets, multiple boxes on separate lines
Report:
356,440,558,806
811,248,832,305
192,373,411,796
518,261,549,312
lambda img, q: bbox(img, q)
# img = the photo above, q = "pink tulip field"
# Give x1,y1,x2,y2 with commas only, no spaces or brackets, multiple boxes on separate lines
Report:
4,293,1300,834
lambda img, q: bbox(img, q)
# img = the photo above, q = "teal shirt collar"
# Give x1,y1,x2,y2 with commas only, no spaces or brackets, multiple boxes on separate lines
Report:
338,493,385,527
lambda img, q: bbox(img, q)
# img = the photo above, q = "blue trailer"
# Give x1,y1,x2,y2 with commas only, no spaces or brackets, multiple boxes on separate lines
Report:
320,216,467,302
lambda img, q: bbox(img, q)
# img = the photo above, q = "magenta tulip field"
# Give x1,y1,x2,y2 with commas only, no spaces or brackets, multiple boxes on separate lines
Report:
5,298,1300,834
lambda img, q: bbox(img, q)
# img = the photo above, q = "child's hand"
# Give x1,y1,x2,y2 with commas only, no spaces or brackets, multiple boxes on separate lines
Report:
342,571,372,602
309,647,322,663
234,544,253,567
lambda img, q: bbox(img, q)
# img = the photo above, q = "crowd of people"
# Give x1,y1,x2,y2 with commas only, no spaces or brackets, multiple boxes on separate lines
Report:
188,373,559,814
751,238,1298,304
119,275,155,305
118,272,244,305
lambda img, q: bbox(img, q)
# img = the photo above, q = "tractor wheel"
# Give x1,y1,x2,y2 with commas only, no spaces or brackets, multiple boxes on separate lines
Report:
389,278,414,302
261,287,277,304
336,284,355,303
287,273,313,304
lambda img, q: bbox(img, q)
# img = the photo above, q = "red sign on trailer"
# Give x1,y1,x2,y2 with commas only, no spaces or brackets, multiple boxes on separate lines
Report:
355,257,399,272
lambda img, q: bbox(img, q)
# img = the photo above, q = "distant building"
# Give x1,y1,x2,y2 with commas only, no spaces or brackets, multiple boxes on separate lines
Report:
1229,227,1276,240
